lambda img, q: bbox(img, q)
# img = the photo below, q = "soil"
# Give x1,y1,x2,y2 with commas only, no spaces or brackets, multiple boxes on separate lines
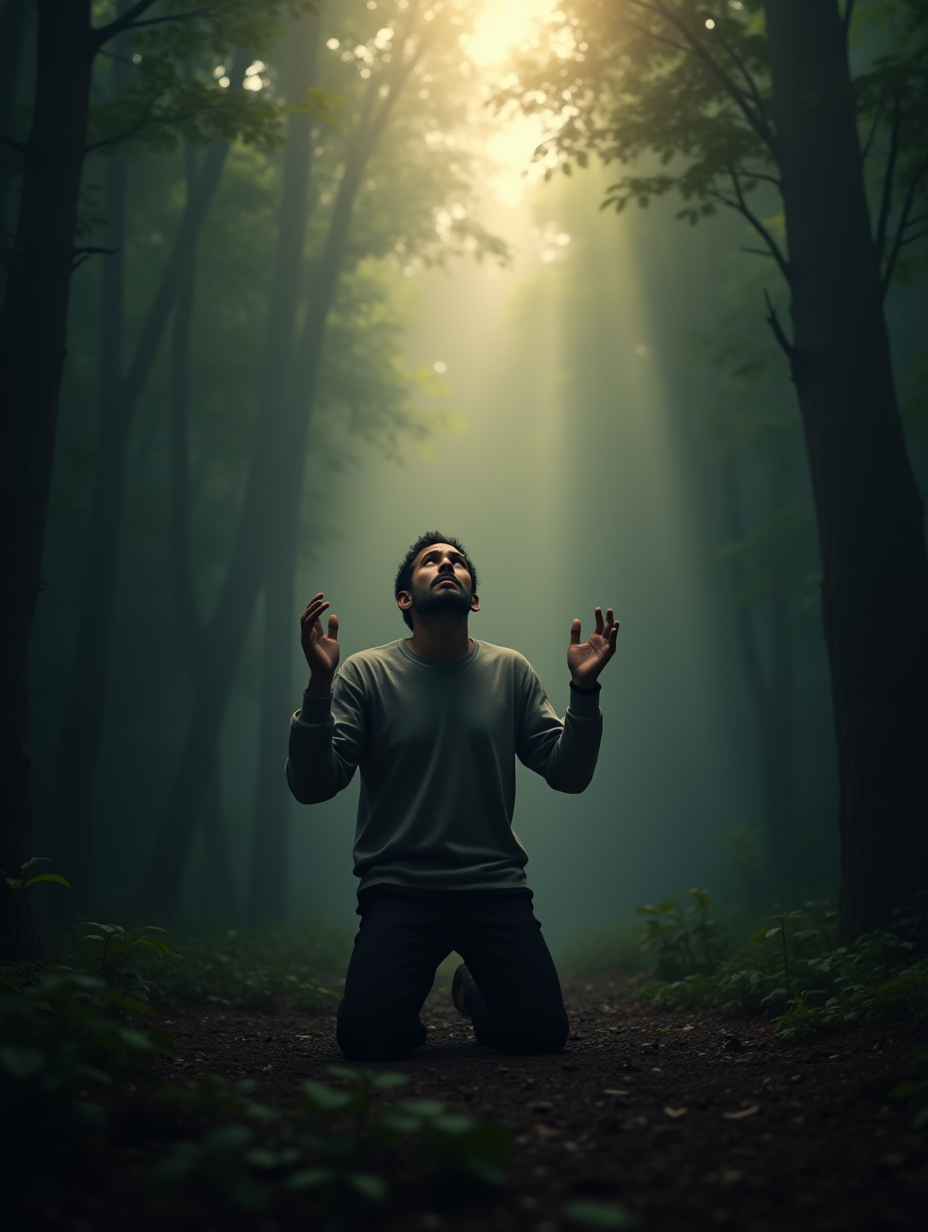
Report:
20,971,928,1232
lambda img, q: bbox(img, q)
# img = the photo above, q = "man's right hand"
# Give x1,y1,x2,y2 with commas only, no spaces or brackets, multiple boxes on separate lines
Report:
300,592,340,696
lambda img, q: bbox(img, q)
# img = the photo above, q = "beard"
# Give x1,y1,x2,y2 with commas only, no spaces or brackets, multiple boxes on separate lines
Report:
411,580,473,620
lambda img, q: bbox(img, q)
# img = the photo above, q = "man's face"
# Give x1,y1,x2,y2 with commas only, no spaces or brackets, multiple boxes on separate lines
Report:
399,542,479,623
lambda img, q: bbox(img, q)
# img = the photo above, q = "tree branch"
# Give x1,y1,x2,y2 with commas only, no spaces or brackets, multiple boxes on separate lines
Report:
874,96,901,268
859,106,882,163
632,0,780,162
0,131,26,155
843,0,857,35
882,155,928,297
764,289,797,364
84,104,200,154
93,1,211,49
712,165,791,284
72,245,120,271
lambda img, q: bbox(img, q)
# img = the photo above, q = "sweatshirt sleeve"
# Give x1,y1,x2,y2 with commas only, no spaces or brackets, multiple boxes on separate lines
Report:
285,661,367,805
515,664,603,794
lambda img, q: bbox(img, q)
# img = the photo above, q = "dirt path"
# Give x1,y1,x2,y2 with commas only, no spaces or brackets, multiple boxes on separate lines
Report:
148,971,927,1232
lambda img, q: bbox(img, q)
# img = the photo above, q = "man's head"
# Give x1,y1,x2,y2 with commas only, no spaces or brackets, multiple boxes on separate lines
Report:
394,531,480,631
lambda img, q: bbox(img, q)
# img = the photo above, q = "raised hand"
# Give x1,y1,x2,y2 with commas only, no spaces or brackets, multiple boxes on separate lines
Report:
300,593,340,693
567,607,619,688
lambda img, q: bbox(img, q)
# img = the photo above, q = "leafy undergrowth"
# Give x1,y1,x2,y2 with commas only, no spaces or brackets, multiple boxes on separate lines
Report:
631,890,928,1040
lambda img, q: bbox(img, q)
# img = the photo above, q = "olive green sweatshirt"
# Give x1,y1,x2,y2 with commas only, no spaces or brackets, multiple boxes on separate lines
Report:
286,638,603,892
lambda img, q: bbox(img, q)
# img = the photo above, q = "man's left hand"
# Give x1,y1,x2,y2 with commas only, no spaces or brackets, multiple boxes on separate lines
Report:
567,607,619,688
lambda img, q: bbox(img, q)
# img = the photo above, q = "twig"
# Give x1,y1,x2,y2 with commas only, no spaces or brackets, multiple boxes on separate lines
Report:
72,245,121,271
764,289,797,364
874,96,901,267
712,166,791,284
882,155,928,296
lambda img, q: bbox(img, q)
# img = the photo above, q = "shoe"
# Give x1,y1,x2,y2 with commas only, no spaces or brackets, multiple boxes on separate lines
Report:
451,961,473,1017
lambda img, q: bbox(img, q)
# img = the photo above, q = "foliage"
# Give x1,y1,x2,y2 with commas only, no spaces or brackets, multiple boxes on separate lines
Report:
636,888,731,980
150,1066,511,1219
80,920,173,1002
635,891,928,1038
148,922,351,1010
0,969,174,1160
497,0,928,291
891,1044,928,1130
563,1198,631,1229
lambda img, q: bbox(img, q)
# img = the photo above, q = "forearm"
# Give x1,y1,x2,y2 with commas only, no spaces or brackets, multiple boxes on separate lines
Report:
286,691,356,804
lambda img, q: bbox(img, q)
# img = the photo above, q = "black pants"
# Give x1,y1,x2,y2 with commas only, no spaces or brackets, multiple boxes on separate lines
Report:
336,885,570,1061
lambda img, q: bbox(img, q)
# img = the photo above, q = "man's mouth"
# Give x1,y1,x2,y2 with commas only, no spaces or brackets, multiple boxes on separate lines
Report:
434,578,459,589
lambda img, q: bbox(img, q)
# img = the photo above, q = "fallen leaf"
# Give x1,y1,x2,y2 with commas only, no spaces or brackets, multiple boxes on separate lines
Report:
722,1105,760,1120
624,1115,649,1130
650,1066,662,1073
664,1106,688,1119
534,1123,560,1139
603,1089,629,1097
527,1100,554,1112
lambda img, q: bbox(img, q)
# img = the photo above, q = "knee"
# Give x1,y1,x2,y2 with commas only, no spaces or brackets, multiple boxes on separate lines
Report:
336,1003,426,1062
494,1009,570,1056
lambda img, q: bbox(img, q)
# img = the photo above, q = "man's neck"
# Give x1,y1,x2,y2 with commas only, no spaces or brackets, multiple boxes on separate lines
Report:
406,617,472,661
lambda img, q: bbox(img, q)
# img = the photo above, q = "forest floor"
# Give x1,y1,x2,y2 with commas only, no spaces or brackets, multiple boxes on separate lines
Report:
26,970,928,1232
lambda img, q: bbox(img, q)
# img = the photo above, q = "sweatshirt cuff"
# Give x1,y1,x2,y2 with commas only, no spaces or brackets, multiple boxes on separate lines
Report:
566,686,602,717
296,691,333,725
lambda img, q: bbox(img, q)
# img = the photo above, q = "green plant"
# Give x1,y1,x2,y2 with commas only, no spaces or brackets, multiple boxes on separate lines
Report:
81,922,173,1002
636,889,730,979
891,1045,928,1130
563,1198,631,1228
636,894,928,1039
150,1066,511,1221
0,971,175,1156
150,923,348,1011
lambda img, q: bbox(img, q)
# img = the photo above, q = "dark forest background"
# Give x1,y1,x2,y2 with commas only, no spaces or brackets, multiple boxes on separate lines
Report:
1,0,927,955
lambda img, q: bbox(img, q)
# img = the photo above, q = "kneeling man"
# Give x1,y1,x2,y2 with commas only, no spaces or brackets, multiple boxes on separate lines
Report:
286,531,618,1060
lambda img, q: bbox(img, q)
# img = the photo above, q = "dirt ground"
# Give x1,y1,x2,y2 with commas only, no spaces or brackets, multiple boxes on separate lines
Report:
144,970,927,1232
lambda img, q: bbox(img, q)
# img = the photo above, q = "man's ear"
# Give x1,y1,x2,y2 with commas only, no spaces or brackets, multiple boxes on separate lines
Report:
396,590,412,615
470,591,480,614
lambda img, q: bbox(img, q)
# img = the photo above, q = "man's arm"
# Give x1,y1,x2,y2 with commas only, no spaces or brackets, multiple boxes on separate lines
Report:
516,607,618,793
286,593,363,804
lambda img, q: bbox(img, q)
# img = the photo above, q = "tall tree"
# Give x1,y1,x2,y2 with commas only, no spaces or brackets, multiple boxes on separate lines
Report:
142,0,505,921
503,0,928,938
0,0,318,957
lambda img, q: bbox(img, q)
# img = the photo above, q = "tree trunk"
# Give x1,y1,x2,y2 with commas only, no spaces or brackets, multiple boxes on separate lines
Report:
0,0,95,961
47,53,250,913
0,0,31,293
142,15,322,921
722,453,798,892
764,1,928,938
144,20,419,922
169,147,240,923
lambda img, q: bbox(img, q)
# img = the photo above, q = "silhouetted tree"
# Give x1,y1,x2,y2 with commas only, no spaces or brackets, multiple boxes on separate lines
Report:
503,0,928,939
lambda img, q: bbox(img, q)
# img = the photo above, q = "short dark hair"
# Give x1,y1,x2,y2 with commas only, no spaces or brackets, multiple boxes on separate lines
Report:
394,531,479,630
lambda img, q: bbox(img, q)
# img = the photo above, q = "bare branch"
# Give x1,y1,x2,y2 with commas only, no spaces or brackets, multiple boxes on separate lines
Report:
882,155,928,297
741,246,775,259
708,166,791,284
764,289,797,364
93,2,210,49
874,97,901,267
860,106,882,163
72,245,120,271
0,131,27,155
900,228,928,247
84,105,198,155
733,167,782,190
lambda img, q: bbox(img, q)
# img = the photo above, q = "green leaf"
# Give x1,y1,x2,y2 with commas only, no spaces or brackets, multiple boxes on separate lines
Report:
287,1167,335,1192
0,1045,45,1079
25,873,71,889
563,1199,631,1228
348,1172,388,1202
299,1081,355,1112
371,1072,408,1090
19,857,50,872
395,1098,446,1118
325,1065,362,1081
431,1113,474,1135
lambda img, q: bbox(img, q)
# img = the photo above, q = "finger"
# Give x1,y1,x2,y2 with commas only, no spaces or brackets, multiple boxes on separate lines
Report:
604,607,615,629
301,600,329,626
301,592,324,612
327,614,339,640
569,618,581,644
594,606,604,636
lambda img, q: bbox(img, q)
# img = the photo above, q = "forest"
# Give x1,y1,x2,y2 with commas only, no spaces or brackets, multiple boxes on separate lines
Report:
1,1,926,1229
